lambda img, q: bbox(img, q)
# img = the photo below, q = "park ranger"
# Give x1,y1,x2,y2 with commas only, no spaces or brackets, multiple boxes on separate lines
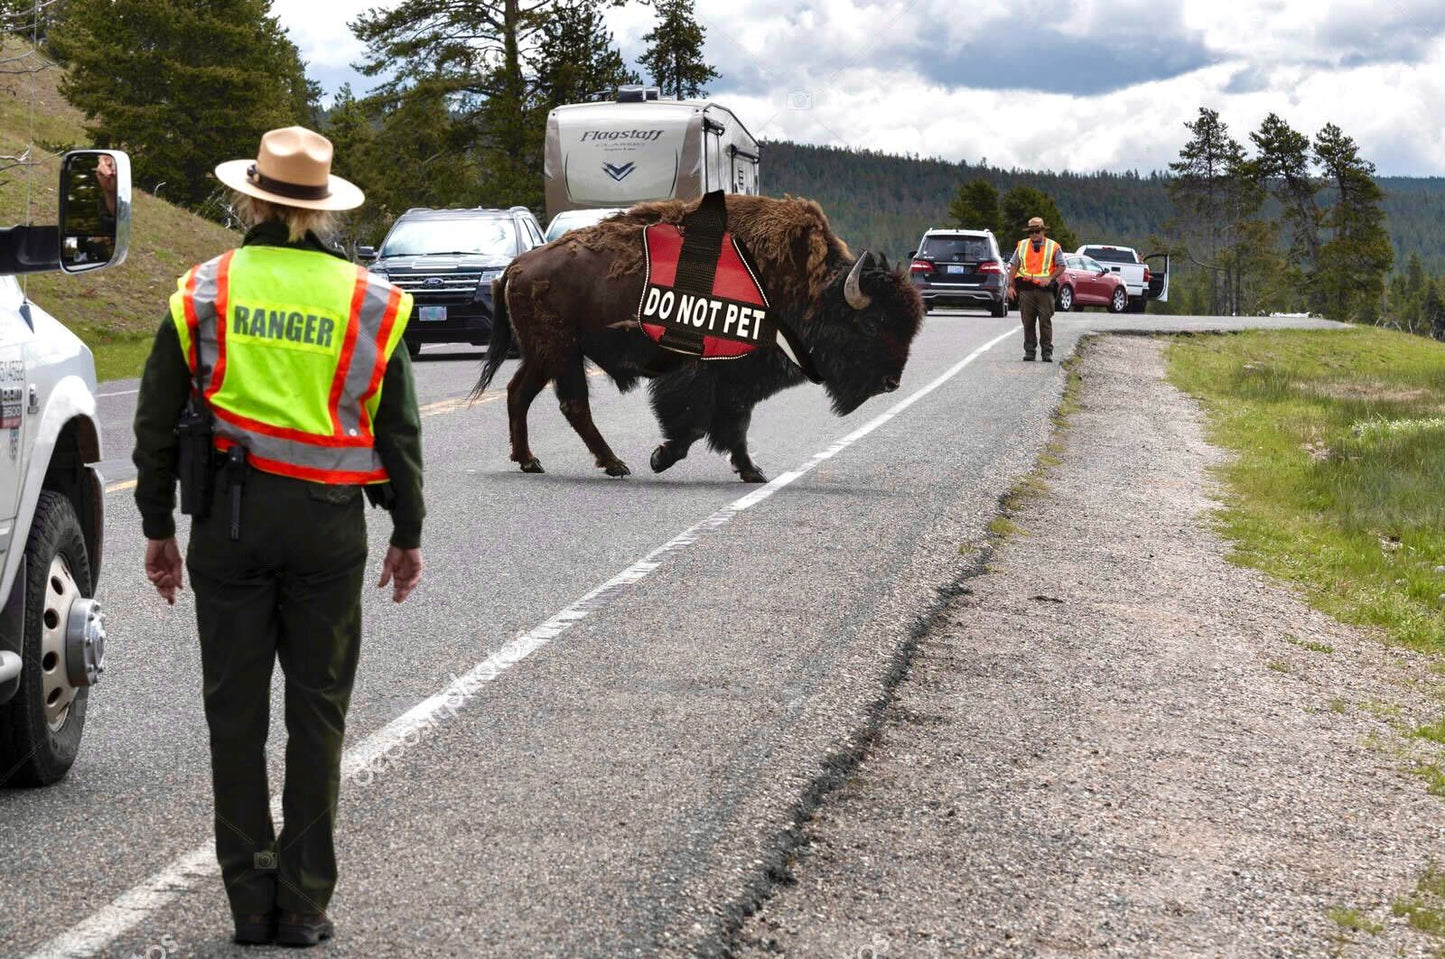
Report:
1005,215,1067,362
133,126,425,947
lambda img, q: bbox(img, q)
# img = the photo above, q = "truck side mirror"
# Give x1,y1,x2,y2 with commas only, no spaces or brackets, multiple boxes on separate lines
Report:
907,250,916,259
356,245,377,261
60,150,131,274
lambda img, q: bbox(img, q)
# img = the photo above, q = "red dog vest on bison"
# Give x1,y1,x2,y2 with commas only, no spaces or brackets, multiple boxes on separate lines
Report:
638,191,817,377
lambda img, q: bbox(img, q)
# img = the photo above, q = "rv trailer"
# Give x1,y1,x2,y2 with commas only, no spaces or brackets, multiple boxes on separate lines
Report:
544,85,760,223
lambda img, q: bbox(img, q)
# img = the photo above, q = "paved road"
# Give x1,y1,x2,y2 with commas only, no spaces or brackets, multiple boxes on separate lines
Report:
1,311,1341,957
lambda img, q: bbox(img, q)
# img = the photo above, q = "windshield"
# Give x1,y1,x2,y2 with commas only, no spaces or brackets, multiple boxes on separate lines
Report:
381,217,519,257
544,209,624,242
1081,247,1138,264
919,236,993,262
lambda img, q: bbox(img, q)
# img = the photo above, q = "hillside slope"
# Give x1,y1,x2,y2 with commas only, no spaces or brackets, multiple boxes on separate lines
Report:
763,140,1445,274
0,40,237,376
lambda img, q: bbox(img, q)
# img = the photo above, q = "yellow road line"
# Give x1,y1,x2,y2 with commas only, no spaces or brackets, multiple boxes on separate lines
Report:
106,478,137,494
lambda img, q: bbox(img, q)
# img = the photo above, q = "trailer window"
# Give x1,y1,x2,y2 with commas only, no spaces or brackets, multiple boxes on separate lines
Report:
706,133,723,192
1080,247,1138,264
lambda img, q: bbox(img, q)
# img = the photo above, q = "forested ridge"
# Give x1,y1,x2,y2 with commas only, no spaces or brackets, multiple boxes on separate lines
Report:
762,139,1445,274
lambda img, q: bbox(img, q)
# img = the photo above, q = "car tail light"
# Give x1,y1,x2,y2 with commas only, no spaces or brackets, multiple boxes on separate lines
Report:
976,261,1003,274
910,260,933,274
1143,267,1152,284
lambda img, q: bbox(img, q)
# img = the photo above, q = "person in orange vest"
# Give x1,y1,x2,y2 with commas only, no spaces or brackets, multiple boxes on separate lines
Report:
132,127,424,947
1005,215,1067,361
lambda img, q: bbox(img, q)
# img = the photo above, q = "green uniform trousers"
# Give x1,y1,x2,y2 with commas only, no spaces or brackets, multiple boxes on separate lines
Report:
1018,285,1056,355
186,468,368,918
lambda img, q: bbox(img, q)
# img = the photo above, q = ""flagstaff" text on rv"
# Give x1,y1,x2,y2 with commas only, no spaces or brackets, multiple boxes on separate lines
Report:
580,129,665,142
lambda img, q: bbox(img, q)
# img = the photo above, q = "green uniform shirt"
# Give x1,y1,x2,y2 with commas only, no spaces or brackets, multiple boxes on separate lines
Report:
133,222,425,549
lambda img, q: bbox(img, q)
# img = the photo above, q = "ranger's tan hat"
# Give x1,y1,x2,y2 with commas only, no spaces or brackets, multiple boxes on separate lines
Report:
1027,216,1047,231
215,126,364,211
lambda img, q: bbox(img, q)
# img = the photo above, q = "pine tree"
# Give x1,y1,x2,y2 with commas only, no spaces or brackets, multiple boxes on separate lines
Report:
947,179,1002,237
1314,123,1393,322
49,0,317,210
1425,280,1445,342
533,0,638,110
352,0,556,212
1167,108,1266,315
1000,185,1078,252
638,0,718,100
1251,112,1320,305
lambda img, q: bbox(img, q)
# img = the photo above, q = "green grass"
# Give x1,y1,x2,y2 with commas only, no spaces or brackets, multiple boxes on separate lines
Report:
0,38,237,379
1393,867,1445,938
1167,328,1445,655
1327,906,1384,935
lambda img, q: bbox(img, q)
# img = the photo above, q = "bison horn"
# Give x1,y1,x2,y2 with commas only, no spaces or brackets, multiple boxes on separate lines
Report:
844,252,873,310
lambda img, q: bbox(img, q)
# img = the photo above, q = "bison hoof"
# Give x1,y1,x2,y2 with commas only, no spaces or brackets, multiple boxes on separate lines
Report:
520,458,545,474
738,466,767,484
651,445,677,473
604,460,632,478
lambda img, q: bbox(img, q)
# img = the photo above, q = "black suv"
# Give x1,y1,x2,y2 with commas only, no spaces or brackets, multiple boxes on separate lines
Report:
908,229,1010,317
362,206,546,357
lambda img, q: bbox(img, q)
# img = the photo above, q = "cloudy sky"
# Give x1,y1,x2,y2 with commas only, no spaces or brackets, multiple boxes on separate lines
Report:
274,0,1445,177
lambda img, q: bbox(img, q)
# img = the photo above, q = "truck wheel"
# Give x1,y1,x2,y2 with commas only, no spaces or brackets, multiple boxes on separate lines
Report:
1127,296,1147,314
405,338,422,360
1109,287,1128,313
0,492,97,786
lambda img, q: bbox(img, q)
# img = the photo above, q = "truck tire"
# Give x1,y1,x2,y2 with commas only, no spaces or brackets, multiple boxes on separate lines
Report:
1127,296,1147,314
405,337,422,360
0,492,94,786
990,298,1008,318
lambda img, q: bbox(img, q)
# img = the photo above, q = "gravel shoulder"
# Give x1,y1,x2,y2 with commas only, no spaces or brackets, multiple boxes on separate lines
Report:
738,336,1445,957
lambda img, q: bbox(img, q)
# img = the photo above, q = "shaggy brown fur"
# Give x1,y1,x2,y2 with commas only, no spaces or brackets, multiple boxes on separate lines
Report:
558,194,853,311
475,194,921,481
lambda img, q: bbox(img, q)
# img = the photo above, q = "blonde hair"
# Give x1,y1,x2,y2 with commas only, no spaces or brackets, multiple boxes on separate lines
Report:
232,193,338,243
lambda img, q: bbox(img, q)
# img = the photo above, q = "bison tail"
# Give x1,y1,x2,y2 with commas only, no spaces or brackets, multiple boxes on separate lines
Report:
473,272,514,400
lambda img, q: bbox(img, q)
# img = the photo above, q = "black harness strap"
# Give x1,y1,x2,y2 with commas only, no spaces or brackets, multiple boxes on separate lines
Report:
657,191,729,356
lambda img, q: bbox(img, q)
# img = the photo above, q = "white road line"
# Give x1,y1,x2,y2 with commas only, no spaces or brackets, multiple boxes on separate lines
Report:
96,388,139,398
28,327,1013,959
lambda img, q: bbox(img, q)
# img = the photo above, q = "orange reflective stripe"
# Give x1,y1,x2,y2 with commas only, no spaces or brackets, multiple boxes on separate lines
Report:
205,251,235,398
181,267,200,374
356,285,404,435
329,268,368,437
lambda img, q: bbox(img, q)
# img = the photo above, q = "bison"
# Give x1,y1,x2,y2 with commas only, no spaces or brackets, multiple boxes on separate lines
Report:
473,194,924,482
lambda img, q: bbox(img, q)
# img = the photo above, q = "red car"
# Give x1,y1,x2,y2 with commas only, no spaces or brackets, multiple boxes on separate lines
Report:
1057,253,1129,313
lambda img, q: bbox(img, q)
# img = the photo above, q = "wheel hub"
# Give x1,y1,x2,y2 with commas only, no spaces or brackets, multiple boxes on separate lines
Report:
39,555,103,732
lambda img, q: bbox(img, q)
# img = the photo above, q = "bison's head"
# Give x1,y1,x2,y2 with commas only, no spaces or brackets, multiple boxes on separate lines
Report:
809,252,925,416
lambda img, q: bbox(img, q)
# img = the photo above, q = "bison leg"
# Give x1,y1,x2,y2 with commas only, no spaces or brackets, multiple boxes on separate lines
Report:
709,400,766,483
507,360,549,473
649,368,714,474
555,359,630,478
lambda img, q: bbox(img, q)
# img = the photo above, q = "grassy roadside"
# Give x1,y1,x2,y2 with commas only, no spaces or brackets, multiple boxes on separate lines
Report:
0,38,237,381
1167,328,1445,655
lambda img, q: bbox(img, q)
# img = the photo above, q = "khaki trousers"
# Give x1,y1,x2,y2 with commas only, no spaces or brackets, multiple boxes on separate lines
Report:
1018,286,1055,355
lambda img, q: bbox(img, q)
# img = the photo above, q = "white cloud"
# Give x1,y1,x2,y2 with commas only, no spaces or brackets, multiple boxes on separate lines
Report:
272,0,1445,175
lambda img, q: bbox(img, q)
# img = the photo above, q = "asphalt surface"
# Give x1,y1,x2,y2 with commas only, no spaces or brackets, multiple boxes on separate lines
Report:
0,310,1342,958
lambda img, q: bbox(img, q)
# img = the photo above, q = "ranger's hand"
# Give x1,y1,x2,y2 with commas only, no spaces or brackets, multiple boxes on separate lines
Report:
378,546,423,603
145,537,184,605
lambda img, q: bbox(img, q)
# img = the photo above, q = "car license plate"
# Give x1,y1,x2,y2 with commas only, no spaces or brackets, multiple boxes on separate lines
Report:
419,306,447,322
946,264,966,274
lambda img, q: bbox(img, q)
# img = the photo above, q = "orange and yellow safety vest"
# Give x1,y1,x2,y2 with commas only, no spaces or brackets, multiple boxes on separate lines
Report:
1015,238,1060,284
169,245,412,485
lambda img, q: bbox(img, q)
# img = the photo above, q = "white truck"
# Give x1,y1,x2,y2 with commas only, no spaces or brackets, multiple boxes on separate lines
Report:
1074,244,1170,313
543,85,759,223
0,150,131,785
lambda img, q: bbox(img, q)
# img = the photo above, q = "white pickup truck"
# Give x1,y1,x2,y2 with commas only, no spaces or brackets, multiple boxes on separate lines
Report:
0,150,131,785
1075,244,1169,313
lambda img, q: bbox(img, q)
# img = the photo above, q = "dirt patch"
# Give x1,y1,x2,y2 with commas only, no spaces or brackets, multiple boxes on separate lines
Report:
737,336,1445,957
1295,380,1439,405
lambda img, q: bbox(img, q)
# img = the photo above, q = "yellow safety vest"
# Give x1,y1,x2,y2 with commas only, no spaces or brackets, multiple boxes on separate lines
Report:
169,245,412,485
1015,238,1060,283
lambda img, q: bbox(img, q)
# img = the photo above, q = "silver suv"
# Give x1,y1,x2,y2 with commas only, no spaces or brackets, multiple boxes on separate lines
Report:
0,151,131,785
908,229,1010,317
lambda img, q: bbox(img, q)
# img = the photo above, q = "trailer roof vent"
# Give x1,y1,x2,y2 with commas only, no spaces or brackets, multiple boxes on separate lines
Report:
617,84,661,103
